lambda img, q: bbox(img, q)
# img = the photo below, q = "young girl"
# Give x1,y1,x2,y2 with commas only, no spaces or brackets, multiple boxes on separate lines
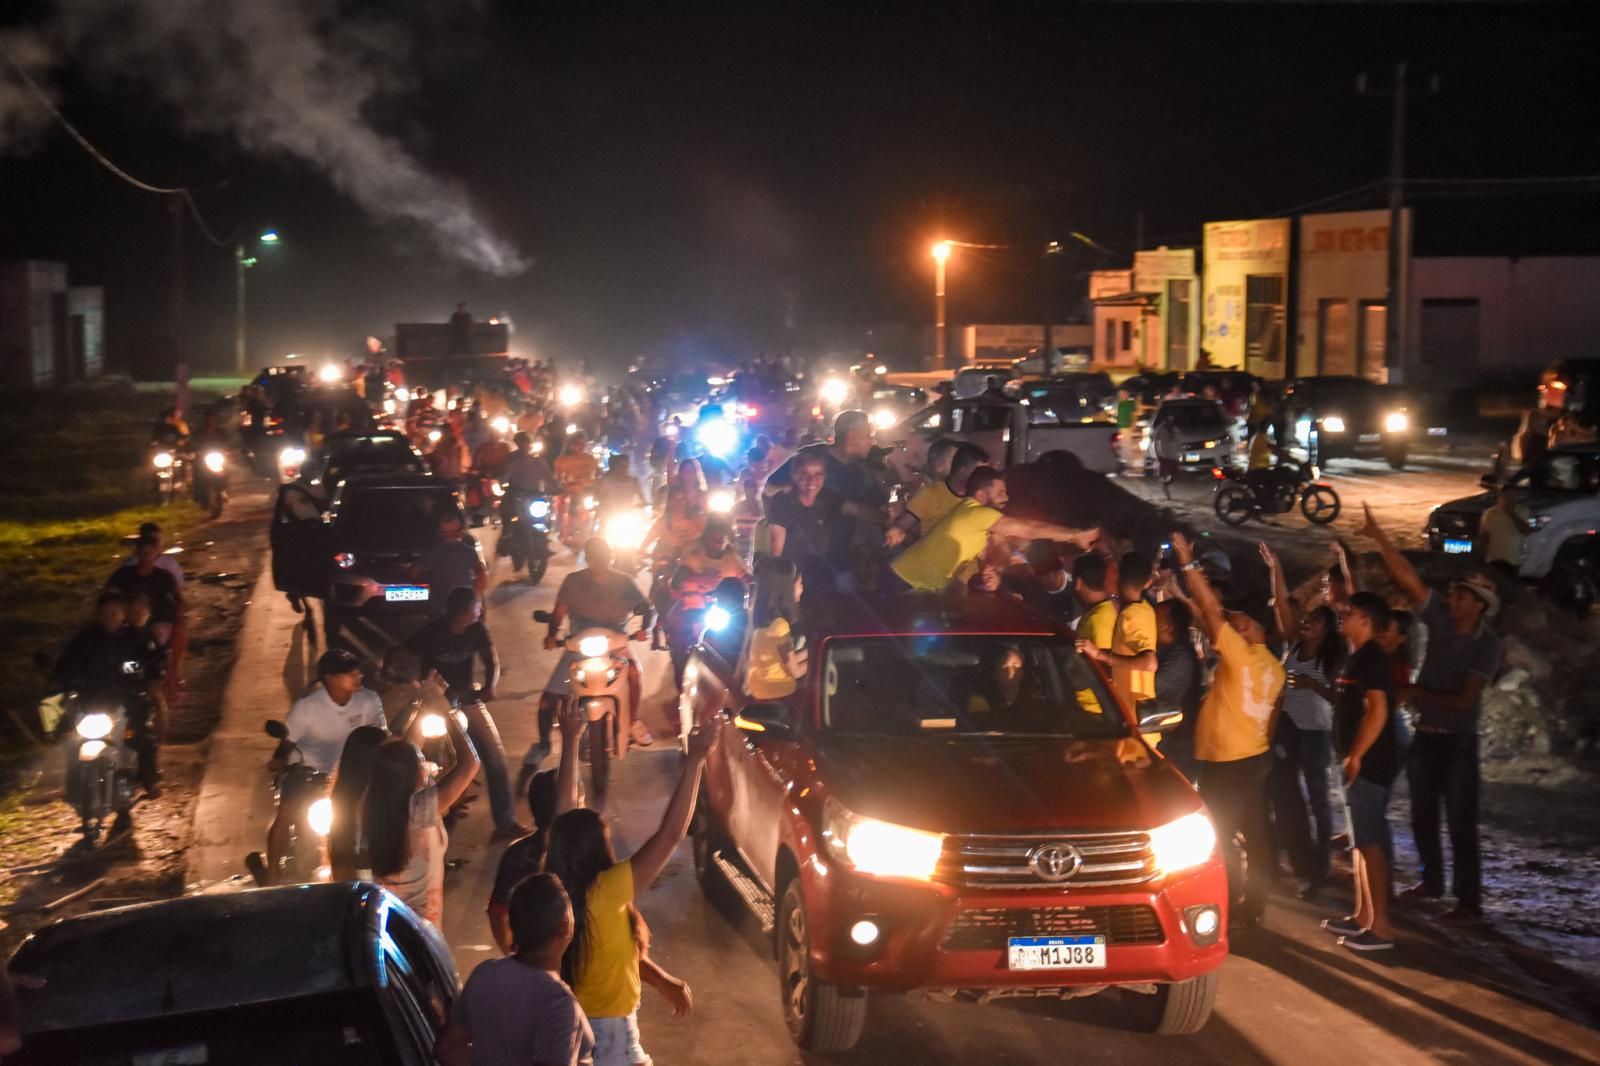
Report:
362,689,479,928
544,706,714,1065
327,725,388,882
744,556,808,700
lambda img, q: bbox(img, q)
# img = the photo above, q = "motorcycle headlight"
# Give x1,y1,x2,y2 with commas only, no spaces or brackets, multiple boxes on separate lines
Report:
584,495,598,510
578,635,610,658
153,451,174,470
1384,411,1409,433
78,739,108,761
490,480,505,497
382,398,397,415
1320,415,1346,434
697,418,737,458
529,498,551,519
427,429,442,445
203,451,226,474
1147,810,1218,876
708,489,734,514
872,408,897,430
558,384,584,408
577,656,610,677
603,512,646,550
419,713,448,739
704,605,731,632
820,378,849,407
279,446,306,468
491,416,511,435
306,797,334,837
821,797,943,880
76,712,114,740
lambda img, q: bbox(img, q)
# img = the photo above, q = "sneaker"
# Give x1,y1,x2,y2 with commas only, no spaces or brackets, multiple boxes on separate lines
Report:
630,719,656,747
1437,905,1484,927
1322,916,1365,938
1339,930,1395,953
1397,883,1443,904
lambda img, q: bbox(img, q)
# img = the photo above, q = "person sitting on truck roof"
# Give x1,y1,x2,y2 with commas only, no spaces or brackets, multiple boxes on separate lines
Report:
887,467,1099,593
884,440,988,549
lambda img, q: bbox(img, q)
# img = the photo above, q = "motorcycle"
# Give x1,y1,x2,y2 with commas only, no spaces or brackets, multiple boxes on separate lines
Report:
194,448,227,518
261,719,333,884
600,504,651,574
151,443,188,504
463,474,504,528
534,613,638,797
50,693,143,845
500,492,555,584
1211,459,1341,527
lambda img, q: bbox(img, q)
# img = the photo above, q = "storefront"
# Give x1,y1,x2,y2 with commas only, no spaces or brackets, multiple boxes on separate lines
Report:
1294,208,1411,383
1089,248,1198,370
1202,219,1289,378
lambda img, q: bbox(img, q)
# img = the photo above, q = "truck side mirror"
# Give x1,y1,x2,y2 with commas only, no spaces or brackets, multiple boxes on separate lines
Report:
735,702,795,739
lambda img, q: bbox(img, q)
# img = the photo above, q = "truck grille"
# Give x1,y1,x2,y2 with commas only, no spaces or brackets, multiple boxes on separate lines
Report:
937,831,1157,889
1432,512,1479,537
940,904,1165,951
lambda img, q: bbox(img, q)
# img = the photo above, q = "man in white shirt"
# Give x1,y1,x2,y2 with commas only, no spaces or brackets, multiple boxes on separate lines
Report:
248,649,388,885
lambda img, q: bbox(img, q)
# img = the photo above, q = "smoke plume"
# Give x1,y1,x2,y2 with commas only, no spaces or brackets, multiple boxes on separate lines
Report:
22,1,529,276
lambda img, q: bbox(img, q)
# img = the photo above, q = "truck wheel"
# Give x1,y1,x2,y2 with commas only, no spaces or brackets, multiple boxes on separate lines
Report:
1543,541,1599,616
1213,484,1254,526
1127,972,1218,1035
778,879,867,1052
1384,443,1408,470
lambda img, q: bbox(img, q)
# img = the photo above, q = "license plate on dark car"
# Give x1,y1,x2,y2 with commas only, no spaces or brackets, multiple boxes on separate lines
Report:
384,585,430,602
1007,935,1106,971
1442,538,1473,555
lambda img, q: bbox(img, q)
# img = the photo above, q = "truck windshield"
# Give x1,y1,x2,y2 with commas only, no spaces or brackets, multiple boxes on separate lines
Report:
1517,451,1600,493
822,635,1129,739
1159,404,1228,431
336,487,459,542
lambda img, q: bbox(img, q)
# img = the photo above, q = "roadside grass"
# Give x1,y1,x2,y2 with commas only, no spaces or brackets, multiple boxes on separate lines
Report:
0,381,218,756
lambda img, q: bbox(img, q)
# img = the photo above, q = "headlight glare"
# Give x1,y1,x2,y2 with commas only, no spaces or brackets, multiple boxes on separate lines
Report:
1148,811,1218,875
1384,411,1409,433
78,739,108,761
578,635,610,658
76,712,114,740
306,797,334,837
822,798,943,880
1321,415,1346,434
529,498,551,519
204,451,226,474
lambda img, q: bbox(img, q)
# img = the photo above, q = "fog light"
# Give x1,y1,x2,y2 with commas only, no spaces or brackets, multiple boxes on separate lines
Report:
1184,904,1222,947
1193,908,1219,937
849,920,880,946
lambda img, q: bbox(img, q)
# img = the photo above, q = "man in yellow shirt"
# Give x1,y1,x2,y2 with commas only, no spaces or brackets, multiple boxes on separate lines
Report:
884,441,988,549
1071,552,1116,649
889,468,1099,592
1078,552,1159,741
1171,532,1284,929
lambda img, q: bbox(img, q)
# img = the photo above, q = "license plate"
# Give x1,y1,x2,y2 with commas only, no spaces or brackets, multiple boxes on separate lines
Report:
1183,452,1200,462
1007,935,1106,971
1358,433,1381,443
1442,538,1473,556
383,585,430,602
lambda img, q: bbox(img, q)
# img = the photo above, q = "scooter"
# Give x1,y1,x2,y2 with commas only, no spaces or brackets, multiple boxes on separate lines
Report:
600,504,651,575
261,719,333,884
500,492,555,584
52,693,142,845
533,614,638,797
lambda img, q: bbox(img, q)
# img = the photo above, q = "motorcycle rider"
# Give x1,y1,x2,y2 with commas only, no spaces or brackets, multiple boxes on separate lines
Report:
53,592,162,828
105,534,184,703
503,431,557,496
554,432,601,542
382,587,529,841
247,648,389,886
666,517,749,687
191,409,229,506
525,537,655,774
150,407,189,448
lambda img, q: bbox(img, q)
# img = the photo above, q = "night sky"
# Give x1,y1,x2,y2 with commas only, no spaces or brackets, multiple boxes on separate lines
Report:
2,2,1598,377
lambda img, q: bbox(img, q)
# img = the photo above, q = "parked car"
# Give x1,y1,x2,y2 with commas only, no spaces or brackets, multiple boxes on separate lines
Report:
271,472,471,645
5,882,458,1065
1427,443,1600,604
681,592,1227,1052
1283,375,1413,469
883,396,1120,483
1143,398,1235,474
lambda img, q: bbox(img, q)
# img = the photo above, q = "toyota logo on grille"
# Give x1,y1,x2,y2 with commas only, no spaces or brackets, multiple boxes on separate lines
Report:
1028,843,1083,882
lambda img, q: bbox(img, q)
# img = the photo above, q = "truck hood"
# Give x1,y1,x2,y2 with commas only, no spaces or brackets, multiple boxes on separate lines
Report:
816,735,1199,836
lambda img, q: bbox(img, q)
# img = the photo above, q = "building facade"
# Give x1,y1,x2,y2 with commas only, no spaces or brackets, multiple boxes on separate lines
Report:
1202,218,1290,378
1089,247,1199,370
0,260,106,389
1293,208,1412,383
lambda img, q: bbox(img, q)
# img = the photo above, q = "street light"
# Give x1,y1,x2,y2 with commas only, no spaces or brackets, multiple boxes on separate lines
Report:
235,229,281,376
931,241,952,370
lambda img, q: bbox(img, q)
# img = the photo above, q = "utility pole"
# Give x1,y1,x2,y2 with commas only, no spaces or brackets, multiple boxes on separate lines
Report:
1359,60,1437,386
235,242,248,377
932,241,950,370
171,194,188,416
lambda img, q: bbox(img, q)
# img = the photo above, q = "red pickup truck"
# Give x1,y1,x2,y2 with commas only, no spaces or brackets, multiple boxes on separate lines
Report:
680,592,1228,1051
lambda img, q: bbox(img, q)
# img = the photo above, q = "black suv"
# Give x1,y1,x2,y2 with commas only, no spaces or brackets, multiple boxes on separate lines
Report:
1284,375,1414,469
272,473,472,645
303,432,427,501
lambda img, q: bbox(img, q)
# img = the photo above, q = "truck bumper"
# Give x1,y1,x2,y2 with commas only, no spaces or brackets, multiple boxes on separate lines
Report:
799,855,1229,992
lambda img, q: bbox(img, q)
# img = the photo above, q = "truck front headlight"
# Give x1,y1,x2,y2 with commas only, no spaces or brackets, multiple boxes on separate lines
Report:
1148,811,1217,876
1320,415,1346,434
822,797,943,880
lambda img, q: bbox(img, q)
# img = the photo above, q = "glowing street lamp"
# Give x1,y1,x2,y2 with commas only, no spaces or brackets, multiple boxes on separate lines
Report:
931,241,952,370
236,229,282,376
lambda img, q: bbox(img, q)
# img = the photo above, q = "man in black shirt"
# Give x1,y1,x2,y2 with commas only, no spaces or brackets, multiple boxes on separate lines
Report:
763,409,887,588
1327,591,1406,953
766,450,849,597
105,536,182,640
385,587,526,840
486,768,565,954
54,592,163,808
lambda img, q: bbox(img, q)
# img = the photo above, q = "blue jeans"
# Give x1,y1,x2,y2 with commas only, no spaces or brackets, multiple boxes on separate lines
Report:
458,700,516,831
1407,732,1481,910
1271,717,1335,885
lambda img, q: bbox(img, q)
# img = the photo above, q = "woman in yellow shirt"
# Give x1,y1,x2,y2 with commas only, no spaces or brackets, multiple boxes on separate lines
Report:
745,557,808,699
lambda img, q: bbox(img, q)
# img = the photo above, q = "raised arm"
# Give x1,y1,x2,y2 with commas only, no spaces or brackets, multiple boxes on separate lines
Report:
992,516,1100,547
1332,540,1359,594
1259,541,1296,639
434,699,482,811
1170,533,1223,642
553,701,584,817
628,725,718,890
1357,502,1428,606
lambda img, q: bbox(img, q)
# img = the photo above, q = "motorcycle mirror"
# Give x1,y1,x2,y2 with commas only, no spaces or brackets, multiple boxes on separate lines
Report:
264,719,289,739
532,609,554,623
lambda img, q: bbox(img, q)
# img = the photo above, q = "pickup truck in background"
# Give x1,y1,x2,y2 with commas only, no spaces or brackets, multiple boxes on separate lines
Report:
882,395,1121,484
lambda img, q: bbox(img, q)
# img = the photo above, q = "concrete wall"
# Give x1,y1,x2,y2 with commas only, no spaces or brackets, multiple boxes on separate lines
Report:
0,262,105,388
69,286,106,379
1296,209,1409,382
1406,257,1600,380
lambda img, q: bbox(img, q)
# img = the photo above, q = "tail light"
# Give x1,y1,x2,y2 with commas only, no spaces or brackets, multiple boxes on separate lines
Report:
334,552,356,569
1210,467,1226,480
1110,431,1121,455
